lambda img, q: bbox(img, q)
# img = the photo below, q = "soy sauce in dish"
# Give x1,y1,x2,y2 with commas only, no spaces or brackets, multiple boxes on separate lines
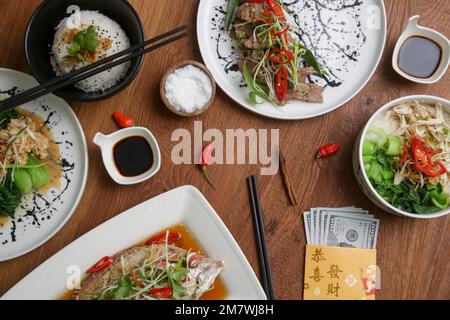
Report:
113,136,153,177
398,36,442,78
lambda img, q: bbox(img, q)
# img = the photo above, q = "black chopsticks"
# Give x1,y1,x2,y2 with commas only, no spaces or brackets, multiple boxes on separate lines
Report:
0,25,188,112
247,176,275,300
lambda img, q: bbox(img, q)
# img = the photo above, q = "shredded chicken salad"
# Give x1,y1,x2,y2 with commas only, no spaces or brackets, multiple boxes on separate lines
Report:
363,101,450,214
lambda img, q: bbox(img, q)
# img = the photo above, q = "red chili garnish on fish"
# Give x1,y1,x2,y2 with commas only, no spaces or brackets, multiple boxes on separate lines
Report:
87,256,113,274
199,144,217,190
316,144,341,159
149,287,173,299
275,66,288,102
112,112,134,128
144,231,181,246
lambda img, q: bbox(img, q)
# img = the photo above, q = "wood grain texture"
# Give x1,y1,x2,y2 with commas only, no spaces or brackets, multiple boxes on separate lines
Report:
0,0,449,300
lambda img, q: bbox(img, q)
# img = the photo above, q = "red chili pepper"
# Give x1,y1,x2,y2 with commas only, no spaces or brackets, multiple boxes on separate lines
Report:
275,66,288,102
411,137,447,177
87,256,113,274
411,137,430,171
144,231,181,246
254,17,268,25
316,144,341,159
112,112,134,128
200,144,217,190
269,49,294,64
274,26,289,36
421,161,447,177
266,0,286,21
149,287,173,299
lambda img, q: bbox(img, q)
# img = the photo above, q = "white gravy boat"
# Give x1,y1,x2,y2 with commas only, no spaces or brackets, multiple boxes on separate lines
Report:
94,127,161,185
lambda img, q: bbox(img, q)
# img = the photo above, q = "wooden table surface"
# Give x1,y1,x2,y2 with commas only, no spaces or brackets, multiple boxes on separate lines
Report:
0,0,449,300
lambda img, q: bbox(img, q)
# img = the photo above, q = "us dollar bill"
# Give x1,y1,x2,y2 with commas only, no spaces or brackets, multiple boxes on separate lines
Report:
320,210,374,245
303,212,311,244
324,212,379,249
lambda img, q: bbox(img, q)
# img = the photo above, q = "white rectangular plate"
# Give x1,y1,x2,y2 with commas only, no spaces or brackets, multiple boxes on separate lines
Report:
2,186,267,300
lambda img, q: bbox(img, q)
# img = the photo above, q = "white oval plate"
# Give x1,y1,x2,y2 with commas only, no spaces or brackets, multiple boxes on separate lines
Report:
2,186,267,300
0,68,88,261
197,0,387,120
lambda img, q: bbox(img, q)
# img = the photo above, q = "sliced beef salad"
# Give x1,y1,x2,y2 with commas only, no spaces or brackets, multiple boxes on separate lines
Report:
225,0,326,106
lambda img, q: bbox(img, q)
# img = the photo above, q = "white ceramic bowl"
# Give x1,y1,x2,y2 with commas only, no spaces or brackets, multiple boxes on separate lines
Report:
392,16,450,84
93,127,161,185
353,95,450,219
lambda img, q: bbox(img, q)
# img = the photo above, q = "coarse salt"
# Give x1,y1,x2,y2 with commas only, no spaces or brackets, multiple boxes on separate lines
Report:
164,65,212,114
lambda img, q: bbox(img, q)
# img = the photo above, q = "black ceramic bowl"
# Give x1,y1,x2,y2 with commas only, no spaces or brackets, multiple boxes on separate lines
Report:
24,0,145,102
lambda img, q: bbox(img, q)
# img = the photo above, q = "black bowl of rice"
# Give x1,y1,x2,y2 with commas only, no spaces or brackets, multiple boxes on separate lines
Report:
24,0,145,102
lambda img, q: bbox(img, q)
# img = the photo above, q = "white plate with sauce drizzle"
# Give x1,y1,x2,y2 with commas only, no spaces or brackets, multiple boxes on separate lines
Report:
0,68,88,262
197,0,387,120
2,186,267,300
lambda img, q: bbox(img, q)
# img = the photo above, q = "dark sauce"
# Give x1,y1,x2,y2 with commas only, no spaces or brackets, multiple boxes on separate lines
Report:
113,136,153,177
398,36,442,79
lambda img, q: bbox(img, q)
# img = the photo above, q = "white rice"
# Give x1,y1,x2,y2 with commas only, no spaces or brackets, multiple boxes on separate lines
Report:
51,9,131,93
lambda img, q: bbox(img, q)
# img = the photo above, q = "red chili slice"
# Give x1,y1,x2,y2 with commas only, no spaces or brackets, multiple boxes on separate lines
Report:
87,256,113,274
144,231,181,246
269,49,294,64
412,137,431,172
421,161,447,177
266,0,286,21
275,66,288,102
149,287,173,299
411,137,447,177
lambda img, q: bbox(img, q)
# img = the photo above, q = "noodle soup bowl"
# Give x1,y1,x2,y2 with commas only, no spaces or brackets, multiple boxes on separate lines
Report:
353,95,450,219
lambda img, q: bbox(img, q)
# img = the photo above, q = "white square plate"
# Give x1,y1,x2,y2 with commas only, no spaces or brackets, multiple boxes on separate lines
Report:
2,186,267,300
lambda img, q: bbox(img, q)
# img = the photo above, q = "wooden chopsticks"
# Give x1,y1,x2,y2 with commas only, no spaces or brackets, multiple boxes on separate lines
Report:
247,176,275,300
0,25,188,112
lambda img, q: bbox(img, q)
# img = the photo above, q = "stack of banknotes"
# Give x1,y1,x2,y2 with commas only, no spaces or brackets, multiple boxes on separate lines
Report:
303,207,380,249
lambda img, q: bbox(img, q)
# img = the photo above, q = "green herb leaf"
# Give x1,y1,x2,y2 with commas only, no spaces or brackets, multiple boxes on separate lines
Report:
0,170,22,217
111,274,135,300
66,25,100,62
224,0,239,32
0,109,20,129
242,61,270,105
167,257,189,300
299,44,327,77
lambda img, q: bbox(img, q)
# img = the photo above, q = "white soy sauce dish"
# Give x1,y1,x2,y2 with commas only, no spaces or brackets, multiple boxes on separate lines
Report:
94,127,161,185
392,15,450,84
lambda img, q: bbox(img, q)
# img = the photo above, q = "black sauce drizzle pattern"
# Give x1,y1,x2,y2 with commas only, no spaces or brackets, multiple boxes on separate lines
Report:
210,0,367,88
0,87,76,245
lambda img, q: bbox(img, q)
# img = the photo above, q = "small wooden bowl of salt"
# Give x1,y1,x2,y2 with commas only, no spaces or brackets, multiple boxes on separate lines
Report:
160,60,216,117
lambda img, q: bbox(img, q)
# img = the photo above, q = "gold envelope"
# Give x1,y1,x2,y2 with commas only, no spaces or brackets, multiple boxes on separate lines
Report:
304,245,377,300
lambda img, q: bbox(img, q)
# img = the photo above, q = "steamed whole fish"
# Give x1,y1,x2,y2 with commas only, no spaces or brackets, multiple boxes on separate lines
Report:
73,243,224,300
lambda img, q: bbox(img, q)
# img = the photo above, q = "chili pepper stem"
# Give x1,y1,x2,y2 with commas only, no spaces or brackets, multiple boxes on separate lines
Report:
200,166,217,191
